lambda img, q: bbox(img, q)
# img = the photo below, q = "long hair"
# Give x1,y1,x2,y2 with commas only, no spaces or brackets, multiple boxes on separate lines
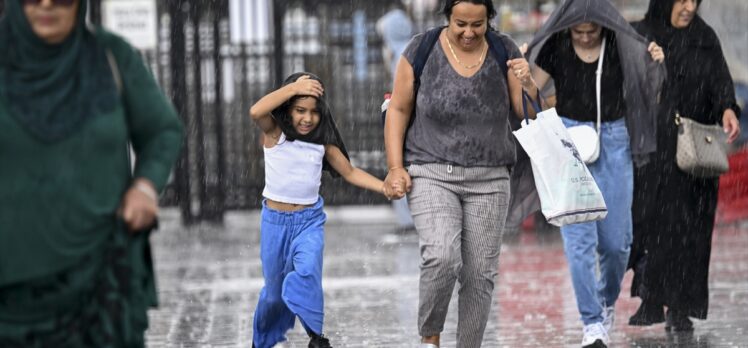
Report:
271,72,334,144
271,72,349,176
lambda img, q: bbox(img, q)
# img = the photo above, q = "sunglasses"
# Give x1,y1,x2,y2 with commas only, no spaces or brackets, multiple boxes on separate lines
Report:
23,0,76,6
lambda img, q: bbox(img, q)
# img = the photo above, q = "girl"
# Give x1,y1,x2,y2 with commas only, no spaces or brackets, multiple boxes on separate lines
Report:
249,72,401,348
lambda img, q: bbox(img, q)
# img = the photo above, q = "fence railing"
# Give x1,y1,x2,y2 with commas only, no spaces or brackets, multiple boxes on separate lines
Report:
153,0,416,222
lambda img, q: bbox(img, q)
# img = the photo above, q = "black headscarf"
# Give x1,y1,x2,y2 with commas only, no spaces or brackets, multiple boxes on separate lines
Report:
271,72,349,177
640,0,712,55
637,0,741,123
0,0,118,143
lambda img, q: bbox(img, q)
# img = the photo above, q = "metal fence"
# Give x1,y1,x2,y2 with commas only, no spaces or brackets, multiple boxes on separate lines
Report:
0,0,440,223
153,0,422,222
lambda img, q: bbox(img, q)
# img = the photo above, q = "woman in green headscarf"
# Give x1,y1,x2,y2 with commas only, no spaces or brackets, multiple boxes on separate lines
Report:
0,0,183,346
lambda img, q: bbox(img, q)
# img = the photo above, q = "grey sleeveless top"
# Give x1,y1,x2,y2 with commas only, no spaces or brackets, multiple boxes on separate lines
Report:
403,30,521,167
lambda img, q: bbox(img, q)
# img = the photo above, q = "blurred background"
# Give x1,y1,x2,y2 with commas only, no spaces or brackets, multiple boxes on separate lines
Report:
2,0,745,224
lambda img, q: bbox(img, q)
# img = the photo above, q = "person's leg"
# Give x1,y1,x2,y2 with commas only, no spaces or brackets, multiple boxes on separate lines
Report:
253,205,297,348
593,120,633,315
282,203,327,337
408,164,464,346
591,120,634,335
456,166,510,348
557,116,606,328
561,222,603,325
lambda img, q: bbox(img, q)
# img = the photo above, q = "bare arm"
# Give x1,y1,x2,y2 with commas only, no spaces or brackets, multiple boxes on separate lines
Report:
507,44,540,119
325,145,395,198
383,55,415,195
531,66,556,107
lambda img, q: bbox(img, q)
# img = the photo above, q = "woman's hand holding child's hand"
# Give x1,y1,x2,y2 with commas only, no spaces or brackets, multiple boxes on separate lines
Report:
387,178,407,200
291,75,325,97
383,168,410,200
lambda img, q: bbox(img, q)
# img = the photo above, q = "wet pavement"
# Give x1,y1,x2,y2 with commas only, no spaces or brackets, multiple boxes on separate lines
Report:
145,206,748,348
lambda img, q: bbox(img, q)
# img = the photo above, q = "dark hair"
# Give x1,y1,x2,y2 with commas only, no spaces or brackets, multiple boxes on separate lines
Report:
567,22,614,40
271,71,349,177
276,72,330,130
272,72,333,143
440,0,497,23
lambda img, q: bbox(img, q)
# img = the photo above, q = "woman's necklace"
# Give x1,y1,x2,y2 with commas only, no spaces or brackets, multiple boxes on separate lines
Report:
445,33,488,70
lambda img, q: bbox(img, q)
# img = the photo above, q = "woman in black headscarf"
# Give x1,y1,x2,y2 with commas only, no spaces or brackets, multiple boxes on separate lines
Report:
628,0,741,332
0,0,182,346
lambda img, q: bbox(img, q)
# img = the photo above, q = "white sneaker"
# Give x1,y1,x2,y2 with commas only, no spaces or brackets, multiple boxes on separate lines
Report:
581,322,609,347
602,306,616,333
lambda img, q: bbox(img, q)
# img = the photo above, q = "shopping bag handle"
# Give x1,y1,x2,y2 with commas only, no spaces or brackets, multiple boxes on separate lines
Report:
521,90,542,125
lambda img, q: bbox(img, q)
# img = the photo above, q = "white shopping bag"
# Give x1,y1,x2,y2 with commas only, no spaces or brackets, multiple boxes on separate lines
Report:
512,98,607,226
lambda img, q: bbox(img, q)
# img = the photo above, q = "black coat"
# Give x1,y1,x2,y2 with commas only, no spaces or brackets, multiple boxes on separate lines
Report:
628,0,741,318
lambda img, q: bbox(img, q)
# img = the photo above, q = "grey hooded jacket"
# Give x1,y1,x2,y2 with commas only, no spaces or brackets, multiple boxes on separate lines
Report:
527,0,666,166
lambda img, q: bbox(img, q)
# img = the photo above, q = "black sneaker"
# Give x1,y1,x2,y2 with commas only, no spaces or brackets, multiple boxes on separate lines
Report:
582,340,608,348
308,332,333,348
665,309,694,332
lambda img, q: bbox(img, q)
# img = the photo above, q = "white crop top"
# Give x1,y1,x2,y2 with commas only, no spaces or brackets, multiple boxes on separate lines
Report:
262,133,325,205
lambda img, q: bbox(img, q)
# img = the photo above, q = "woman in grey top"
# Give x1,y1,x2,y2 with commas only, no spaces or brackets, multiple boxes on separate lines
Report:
383,1,539,347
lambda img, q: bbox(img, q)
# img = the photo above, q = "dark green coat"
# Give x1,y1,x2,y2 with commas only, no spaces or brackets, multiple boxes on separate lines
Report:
0,28,183,347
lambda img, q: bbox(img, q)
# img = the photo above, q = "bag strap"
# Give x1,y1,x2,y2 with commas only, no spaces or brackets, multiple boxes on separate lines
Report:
104,48,134,177
412,27,442,97
413,28,510,97
404,27,511,127
486,30,509,80
595,36,606,135
521,90,542,125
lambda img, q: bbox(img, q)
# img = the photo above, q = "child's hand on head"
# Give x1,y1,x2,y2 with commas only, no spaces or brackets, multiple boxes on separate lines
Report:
291,75,324,98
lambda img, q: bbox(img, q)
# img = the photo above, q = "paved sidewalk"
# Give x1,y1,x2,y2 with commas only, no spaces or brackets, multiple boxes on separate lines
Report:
145,207,748,347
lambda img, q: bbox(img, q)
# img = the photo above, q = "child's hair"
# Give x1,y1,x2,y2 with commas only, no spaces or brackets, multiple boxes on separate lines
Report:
271,72,349,176
272,72,343,146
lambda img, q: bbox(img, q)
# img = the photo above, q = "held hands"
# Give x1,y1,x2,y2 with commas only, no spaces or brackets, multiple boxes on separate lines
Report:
383,167,410,200
290,75,324,98
648,42,665,63
119,178,159,233
723,109,741,144
507,43,535,91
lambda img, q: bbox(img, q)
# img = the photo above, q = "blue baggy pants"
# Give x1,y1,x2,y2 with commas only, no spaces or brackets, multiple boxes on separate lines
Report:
252,198,326,348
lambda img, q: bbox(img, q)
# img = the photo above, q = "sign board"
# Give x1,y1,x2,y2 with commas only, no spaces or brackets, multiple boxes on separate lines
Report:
102,0,158,50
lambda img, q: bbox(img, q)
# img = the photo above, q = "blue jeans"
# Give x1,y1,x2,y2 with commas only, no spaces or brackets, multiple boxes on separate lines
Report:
253,198,326,348
559,117,633,325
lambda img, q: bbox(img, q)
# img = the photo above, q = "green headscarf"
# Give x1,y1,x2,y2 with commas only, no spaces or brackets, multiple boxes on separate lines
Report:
0,0,118,143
